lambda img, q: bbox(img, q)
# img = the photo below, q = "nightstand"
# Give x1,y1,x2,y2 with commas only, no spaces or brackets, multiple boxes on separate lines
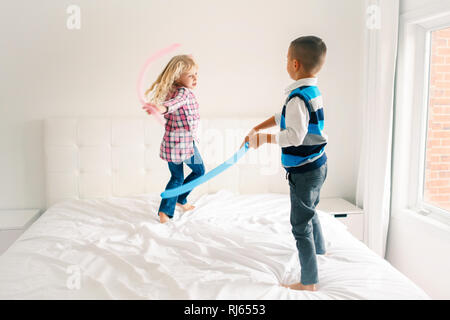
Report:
0,209,42,255
316,198,364,241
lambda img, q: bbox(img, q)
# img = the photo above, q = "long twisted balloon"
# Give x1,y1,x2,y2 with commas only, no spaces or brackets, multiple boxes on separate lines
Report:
160,142,250,199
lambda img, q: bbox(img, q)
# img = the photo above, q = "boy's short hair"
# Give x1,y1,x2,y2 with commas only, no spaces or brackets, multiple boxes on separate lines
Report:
290,36,327,74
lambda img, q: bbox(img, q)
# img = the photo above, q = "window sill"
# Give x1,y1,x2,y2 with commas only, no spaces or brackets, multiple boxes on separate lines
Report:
393,208,450,233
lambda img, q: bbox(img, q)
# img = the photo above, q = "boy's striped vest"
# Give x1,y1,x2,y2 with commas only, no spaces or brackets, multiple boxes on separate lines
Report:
280,85,328,173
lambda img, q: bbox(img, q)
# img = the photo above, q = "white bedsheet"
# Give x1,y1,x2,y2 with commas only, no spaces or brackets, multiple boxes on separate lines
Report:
0,190,429,299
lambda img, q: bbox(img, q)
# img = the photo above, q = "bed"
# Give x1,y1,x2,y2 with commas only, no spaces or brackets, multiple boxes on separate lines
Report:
0,117,429,299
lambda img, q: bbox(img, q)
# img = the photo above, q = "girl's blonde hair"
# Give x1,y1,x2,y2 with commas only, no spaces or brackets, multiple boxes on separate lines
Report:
145,54,197,105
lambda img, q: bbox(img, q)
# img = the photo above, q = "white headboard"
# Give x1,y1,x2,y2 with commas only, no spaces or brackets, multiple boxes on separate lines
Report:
44,117,288,208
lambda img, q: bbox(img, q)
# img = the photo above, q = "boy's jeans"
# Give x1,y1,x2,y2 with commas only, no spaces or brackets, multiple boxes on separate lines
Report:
158,144,205,218
287,162,327,285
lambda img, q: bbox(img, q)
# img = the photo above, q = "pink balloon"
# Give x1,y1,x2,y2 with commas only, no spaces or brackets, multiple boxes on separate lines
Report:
137,43,182,126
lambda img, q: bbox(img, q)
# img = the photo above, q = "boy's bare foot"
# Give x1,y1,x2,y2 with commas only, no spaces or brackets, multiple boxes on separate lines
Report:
282,282,317,291
176,203,195,212
159,212,170,224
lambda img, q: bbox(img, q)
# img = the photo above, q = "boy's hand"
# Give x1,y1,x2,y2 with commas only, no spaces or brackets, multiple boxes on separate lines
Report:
248,133,261,149
240,128,258,149
241,133,275,149
241,133,266,149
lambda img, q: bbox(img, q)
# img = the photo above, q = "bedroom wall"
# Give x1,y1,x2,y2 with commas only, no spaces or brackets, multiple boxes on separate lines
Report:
0,0,365,210
385,0,450,300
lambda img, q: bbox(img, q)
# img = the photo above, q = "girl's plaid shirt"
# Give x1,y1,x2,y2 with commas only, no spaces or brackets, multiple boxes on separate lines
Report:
160,86,200,162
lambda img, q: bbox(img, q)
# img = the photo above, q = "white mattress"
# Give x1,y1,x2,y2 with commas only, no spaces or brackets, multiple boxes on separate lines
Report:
0,190,429,299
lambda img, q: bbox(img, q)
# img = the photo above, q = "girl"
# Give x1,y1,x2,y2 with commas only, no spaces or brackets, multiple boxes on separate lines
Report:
143,55,205,224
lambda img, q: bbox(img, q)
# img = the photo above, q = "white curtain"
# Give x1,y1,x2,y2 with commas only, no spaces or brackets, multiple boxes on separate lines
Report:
356,0,399,257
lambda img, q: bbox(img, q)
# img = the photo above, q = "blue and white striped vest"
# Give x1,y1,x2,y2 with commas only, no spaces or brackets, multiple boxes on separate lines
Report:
280,85,328,173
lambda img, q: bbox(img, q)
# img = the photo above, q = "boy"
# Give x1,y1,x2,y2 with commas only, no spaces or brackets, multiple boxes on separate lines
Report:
242,36,328,291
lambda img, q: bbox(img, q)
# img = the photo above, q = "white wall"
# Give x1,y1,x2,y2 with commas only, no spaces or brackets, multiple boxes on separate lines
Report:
399,0,445,14
385,0,450,300
0,0,365,210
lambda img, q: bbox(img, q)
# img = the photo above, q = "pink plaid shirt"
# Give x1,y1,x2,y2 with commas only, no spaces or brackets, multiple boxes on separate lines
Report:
160,86,200,162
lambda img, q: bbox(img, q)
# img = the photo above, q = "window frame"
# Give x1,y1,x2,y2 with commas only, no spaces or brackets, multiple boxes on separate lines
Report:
392,3,450,227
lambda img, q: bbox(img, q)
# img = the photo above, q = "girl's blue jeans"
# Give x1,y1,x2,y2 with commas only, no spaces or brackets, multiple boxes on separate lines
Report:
287,162,328,285
158,144,205,218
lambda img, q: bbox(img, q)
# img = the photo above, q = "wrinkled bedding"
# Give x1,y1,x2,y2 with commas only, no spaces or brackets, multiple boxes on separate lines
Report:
0,190,429,299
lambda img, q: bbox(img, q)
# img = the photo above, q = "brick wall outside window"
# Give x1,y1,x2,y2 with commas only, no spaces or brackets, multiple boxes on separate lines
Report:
424,28,450,212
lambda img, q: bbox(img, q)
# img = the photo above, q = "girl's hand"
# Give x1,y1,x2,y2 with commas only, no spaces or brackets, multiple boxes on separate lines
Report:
142,105,152,115
143,103,166,114
142,103,155,114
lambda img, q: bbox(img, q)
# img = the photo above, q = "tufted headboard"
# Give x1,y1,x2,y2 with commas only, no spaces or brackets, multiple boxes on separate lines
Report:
44,117,288,208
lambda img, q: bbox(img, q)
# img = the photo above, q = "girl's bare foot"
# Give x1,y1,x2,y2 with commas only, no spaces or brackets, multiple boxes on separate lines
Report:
282,282,317,291
159,212,170,224
176,203,195,212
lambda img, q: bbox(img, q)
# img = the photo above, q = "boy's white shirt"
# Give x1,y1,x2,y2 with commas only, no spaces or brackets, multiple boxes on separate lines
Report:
274,77,317,147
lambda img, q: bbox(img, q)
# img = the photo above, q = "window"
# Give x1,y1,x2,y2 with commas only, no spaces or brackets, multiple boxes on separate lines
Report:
424,28,450,213
392,4,450,225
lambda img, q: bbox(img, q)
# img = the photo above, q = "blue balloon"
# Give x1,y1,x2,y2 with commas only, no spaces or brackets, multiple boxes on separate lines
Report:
161,142,250,199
